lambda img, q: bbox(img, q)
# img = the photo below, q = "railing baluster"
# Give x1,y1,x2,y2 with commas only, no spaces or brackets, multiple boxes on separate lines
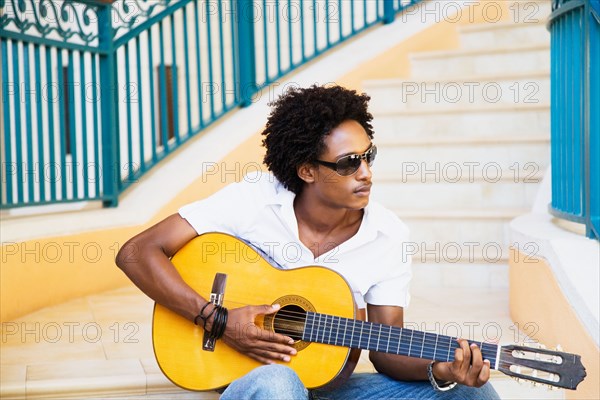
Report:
148,27,158,164
217,0,226,113
34,44,45,202
276,0,282,75
134,36,145,174
237,0,256,106
124,43,134,183
80,51,89,199
338,0,343,41
182,6,193,135
24,43,35,202
158,21,169,154
170,14,181,143
98,4,119,207
288,0,293,68
56,49,68,201
263,0,270,82
193,0,204,128
300,0,306,63
206,0,216,120
45,47,57,202
1,39,13,205
91,54,101,197
12,41,24,204
67,50,78,199
229,0,238,105
312,0,318,56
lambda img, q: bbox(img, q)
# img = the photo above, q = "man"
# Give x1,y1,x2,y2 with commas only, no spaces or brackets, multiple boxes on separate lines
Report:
116,85,500,399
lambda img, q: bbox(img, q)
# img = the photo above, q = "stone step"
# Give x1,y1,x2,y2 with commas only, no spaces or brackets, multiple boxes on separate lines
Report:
459,21,550,51
394,208,528,255
372,105,549,138
411,262,509,288
410,45,550,79
371,177,541,210
373,137,549,177
365,73,549,112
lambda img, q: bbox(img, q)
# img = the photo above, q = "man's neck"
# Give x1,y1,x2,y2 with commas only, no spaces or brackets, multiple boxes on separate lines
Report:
293,190,364,237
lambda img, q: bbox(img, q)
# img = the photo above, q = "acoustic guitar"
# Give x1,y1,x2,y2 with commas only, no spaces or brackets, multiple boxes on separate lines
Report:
153,233,586,391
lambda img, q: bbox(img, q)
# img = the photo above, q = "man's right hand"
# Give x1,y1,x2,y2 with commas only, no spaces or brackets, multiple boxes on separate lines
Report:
217,304,298,364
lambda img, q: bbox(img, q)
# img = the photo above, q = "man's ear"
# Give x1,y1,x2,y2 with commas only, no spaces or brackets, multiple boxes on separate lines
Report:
297,163,317,184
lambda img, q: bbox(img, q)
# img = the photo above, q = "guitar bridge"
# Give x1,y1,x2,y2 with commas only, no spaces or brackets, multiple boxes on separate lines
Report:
202,272,227,352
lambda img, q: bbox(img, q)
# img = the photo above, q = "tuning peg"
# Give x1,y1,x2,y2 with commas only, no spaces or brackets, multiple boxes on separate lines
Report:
555,344,563,351
532,382,541,387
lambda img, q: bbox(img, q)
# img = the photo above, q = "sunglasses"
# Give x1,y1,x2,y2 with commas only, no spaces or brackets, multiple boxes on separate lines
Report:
315,144,377,176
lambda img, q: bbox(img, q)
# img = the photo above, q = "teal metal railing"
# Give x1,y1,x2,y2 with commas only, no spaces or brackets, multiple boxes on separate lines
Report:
0,0,421,208
548,0,599,240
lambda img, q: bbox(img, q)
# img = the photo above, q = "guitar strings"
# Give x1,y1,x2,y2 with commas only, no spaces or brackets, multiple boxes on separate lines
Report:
209,301,499,359
271,311,498,362
266,310,498,354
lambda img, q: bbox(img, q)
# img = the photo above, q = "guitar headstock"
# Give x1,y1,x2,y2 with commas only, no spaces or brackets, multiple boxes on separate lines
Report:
498,343,586,390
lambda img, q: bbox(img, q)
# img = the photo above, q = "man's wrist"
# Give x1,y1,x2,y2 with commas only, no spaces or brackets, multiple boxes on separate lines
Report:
427,361,457,392
431,360,449,382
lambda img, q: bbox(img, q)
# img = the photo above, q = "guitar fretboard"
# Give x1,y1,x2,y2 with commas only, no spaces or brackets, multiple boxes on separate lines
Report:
302,312,498,368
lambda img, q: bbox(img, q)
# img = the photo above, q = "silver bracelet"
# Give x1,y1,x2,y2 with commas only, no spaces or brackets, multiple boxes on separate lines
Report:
427,361,457,392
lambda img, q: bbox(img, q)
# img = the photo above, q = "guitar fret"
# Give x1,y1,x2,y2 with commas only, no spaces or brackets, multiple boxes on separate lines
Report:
349,319,356,348
318,313,323,343
408,329,414,357
419,331,425,358
343,318,348,347
357,321,365,349
433,333,439,360
385,325,391,353
303,313,311,341
446,336,453,362
333,316,340,345
396,328,402,355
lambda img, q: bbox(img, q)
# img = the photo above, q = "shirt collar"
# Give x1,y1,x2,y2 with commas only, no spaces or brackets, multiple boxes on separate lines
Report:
268,176,393,248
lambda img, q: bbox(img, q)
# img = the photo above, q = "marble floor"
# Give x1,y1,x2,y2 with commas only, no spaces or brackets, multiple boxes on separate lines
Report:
1,284,564,399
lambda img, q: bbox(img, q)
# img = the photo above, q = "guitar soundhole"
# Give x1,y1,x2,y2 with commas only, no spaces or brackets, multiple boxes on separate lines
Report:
273,304,306,341
263,295,315,351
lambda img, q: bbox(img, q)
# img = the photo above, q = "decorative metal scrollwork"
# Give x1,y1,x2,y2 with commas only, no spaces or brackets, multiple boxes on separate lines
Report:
0,0,178,46
111,0,171,41
0,0,100,46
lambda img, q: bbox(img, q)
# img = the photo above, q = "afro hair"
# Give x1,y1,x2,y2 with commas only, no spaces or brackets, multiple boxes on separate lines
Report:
262,85,374,194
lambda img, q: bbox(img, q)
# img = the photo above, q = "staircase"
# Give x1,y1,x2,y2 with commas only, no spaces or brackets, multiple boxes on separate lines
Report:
366,2,551,289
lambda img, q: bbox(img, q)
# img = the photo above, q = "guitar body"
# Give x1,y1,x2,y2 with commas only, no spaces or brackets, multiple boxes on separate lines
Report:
153,233,358,391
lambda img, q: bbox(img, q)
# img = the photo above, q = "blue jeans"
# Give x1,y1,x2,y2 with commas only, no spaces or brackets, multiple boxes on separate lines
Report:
219,365,501,400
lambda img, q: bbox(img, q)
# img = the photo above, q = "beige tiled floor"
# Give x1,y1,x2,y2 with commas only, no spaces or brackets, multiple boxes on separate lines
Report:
0,285,564,399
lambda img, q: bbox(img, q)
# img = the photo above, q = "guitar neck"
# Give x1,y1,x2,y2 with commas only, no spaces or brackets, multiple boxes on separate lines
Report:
302,312,499,368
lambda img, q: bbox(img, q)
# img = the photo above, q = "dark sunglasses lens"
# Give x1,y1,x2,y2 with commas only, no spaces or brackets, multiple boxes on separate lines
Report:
367,146,377,166
336,156,361,176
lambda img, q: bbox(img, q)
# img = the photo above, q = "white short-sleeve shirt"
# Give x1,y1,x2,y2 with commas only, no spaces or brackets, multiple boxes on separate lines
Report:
179,172,412,309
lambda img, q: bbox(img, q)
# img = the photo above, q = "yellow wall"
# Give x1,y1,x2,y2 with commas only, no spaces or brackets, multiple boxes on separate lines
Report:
509,248,599,399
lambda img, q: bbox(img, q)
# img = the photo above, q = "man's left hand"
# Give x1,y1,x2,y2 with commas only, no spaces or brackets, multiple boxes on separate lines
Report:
432,338,491,387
